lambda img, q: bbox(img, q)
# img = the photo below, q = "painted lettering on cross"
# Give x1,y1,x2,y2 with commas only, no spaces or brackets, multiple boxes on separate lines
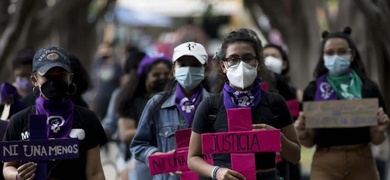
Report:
0,138,79,161
148,149,213,175
202,130,281,154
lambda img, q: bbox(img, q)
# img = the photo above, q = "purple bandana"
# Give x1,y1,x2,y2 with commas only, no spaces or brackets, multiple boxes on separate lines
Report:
175,84,202,128
315,74,338,101
223,79,262,110
35,95,74,138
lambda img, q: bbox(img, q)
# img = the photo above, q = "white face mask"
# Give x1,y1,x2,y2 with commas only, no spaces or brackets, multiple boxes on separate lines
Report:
265,56,283,74
225,61,257,89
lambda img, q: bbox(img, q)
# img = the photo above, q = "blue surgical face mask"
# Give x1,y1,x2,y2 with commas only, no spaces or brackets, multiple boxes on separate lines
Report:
324,55,351,76
175,67,204,90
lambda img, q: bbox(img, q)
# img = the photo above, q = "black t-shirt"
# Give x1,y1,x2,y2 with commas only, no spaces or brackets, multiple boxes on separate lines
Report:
4,105,108,179
303,78,387,147
192,90,292,170
126,96,149,126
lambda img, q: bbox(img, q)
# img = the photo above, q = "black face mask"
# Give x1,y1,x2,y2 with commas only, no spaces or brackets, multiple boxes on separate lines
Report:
40,79,69,101
152,78,170,93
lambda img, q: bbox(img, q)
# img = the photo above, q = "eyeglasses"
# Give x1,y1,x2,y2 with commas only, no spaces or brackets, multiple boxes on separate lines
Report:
324,49,352,56
223,56,258,68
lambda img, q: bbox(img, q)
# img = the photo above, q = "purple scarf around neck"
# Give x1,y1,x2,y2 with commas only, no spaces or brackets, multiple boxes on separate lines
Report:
223,79,262,110
315,74,338,101
175,84,202,128
35,95,74,138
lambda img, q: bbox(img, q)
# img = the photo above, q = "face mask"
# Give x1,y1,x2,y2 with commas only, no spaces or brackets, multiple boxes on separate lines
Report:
152,78,170,93
265,56,283,74
226,61,257,89
40,79,69,101
15,77,33,91
175,67,204,90
324,55,351,76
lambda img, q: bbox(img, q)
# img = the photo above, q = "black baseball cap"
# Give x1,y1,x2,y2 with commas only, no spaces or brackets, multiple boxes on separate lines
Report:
33,46,71,75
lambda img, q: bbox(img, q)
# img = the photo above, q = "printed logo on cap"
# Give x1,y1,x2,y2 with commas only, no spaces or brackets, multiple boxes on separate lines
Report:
46,53,59,60
187,43,197,51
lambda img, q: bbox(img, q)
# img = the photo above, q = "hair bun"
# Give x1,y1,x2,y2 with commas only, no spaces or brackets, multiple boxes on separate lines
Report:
343,27,352,35
321,31,329,38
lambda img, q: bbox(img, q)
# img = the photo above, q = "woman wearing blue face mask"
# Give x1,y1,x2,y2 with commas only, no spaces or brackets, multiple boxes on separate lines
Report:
130,42,210,180
188,28,301,180
294,27,389,180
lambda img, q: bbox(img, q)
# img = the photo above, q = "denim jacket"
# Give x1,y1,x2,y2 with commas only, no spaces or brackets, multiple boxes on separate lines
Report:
130,88,209,180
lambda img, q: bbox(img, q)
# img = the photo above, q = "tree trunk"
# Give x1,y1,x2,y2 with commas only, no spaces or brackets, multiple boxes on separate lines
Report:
245,0,321,89
0,0,10,35
0,0,112,82
352,0,390,108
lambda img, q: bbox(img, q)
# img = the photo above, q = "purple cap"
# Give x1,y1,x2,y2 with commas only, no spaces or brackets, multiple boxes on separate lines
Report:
137,55,171,77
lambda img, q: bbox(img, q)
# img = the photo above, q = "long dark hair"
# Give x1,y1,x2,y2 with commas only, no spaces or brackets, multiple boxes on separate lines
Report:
115,59,172,117
211,28,265,92
68,54,92,95
314,27,367,79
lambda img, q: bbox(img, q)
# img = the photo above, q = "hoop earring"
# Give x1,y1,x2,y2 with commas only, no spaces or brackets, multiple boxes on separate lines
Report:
67,83,77,95
32,86,40,97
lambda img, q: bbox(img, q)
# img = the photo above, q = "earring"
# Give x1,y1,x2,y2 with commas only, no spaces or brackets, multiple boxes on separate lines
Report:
67,83,77,95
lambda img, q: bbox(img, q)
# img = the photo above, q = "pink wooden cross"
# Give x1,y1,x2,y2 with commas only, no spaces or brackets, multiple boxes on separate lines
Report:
202,108,281,180
148,128,213,179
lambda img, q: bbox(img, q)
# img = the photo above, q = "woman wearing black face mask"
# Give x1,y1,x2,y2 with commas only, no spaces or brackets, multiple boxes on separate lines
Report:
115,55,172,180
3,47,107,180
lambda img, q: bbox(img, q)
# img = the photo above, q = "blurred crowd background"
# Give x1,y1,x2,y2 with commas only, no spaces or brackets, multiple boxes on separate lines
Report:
0,0,390,179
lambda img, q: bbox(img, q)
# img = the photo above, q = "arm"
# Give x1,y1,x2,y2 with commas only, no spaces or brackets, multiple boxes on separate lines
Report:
188,132,214,177
130,97,160,164
280,124,301,164
86,145,105,180
101,89,120,140
118,117,137,144
294,112,315,147
4,161,36,180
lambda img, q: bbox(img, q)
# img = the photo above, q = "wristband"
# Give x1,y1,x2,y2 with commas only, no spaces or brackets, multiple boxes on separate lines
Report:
211,166,220,179
15,174,18,180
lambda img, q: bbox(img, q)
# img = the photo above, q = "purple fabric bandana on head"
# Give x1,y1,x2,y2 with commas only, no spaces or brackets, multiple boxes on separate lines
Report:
315,74,338,101
223,78,262,110
35,95,74,138
0,82,26,117
175,84,202,128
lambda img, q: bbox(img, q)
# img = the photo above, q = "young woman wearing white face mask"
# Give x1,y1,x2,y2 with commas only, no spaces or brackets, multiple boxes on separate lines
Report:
263,44,303,104
294,27,389,180
130,42,210,180
188,28,301,180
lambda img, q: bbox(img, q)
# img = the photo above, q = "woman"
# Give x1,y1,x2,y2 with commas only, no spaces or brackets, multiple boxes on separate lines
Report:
188,28,300,180
294,27,389,180
263,44,303,103
263,44,302,180
3,47,106,180
130,42,210,180
116,55,172,180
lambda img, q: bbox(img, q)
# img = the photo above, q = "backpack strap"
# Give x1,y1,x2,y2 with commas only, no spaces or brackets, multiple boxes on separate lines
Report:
207,93,222,132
